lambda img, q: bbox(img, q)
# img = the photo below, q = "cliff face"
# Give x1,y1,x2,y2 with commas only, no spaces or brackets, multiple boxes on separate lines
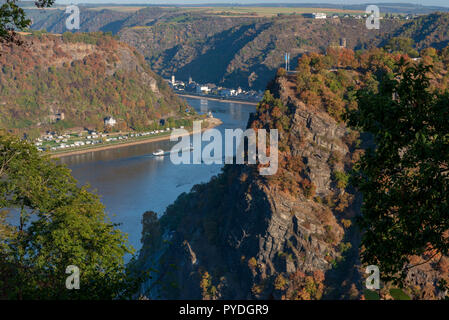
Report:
135,75,360,300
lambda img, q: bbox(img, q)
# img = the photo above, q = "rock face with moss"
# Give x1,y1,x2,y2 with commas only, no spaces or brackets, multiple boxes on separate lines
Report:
135,74,360,300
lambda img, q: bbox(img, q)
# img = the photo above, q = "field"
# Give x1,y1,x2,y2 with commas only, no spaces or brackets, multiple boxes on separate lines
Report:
85,6,365,17
87,6,148,12
185,7,366,17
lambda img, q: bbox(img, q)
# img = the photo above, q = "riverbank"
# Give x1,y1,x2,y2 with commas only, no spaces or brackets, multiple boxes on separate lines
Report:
177,93,259,106
50,117,222,159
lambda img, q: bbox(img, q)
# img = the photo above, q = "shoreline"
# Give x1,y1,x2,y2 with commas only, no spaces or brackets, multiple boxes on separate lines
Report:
50,118,222,159
177,93,259,106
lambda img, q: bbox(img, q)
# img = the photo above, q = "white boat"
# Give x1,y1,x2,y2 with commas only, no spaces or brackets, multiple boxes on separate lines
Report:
152,149,165,156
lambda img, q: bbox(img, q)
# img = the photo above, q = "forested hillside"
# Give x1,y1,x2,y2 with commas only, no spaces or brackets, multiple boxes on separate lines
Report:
383,12,449,50
26,6,449,91
0,31,186,136
120,15,402,90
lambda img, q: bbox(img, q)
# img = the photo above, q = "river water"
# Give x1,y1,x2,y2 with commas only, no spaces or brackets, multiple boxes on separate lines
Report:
58,98,256,258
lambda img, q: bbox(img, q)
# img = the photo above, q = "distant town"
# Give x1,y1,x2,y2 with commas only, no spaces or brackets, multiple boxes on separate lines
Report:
301,12,420,20
33,110,221,155
166,75,264,103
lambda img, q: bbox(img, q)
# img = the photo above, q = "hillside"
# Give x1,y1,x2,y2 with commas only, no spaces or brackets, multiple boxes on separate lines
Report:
133,45,449,300
135,81,356,299
27,7,130,34
0,31,186,136
384,12,449,50
120,15,403,90
27,8,449,91
26,7,405,91
118,12,449,91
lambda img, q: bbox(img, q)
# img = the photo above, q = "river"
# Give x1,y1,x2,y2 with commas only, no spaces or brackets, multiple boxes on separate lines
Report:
58,98,256,259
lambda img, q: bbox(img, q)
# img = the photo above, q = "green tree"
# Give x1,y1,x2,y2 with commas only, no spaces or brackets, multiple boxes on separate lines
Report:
333,171,349,190
348,62,449,284
0,133,138,299
1,1,54,45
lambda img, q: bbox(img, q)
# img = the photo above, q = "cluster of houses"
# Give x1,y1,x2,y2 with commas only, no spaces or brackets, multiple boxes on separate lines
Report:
35,131,106,152
305,12,372,20
167,75,264,102
304,12,418,21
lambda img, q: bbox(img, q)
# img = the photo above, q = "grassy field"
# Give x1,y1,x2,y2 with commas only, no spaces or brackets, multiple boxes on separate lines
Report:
187,7,366,17
88,6,148,12
86,6,365,17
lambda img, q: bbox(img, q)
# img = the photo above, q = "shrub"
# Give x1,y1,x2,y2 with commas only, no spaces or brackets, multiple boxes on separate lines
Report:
248,257,258,271
274,274,288,291
333,171,349,190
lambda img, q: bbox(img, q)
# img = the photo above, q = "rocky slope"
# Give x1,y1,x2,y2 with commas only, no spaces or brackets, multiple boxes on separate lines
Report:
26,7,403,90
134,74,361,300
119,15,402,90
384,12,449,50
134,47,449,299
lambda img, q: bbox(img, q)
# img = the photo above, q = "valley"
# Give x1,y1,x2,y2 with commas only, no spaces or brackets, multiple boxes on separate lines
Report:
25,6,449,91
1,1,449,303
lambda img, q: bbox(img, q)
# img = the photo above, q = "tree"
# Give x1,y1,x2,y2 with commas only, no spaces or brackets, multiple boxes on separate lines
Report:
348,62,449,284
385,37,419,58
0,0,54,45
0,133,138,299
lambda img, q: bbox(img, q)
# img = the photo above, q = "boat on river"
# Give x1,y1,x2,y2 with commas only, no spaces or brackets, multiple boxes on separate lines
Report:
152,149,165,156
152,144,194,157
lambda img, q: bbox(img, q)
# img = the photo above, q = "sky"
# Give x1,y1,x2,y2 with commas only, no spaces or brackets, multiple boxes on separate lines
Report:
53,0,449,8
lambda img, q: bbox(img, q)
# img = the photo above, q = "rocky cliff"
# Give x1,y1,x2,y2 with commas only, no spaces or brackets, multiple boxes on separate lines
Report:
134,74,361,300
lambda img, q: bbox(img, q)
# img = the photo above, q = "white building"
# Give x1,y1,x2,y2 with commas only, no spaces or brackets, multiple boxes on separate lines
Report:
313,13,327,19
104,116,117,127
196,85,211,94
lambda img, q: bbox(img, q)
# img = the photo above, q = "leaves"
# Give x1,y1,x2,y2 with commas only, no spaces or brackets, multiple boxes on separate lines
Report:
348,62,449,285
0,133,139,299
0,1,54,46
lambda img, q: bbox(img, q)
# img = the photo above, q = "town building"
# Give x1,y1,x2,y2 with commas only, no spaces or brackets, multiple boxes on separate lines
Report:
196,85,211,94
313,13,327,19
